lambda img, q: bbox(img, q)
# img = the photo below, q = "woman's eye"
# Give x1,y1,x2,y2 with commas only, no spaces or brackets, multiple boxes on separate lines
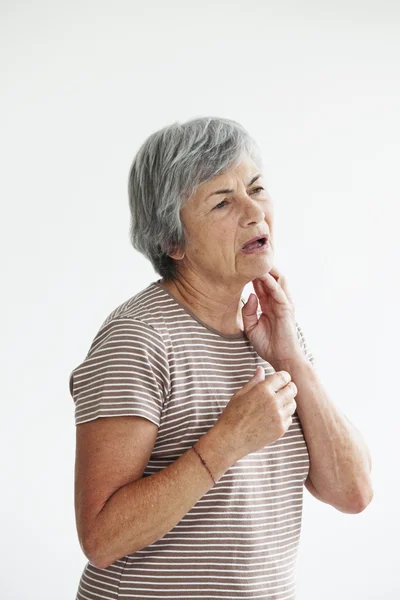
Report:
213,188,264,210
214,199,228,210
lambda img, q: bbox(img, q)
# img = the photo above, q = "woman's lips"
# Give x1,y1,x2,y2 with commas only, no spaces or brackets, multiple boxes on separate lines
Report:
240,240,270,254
241,235,269,248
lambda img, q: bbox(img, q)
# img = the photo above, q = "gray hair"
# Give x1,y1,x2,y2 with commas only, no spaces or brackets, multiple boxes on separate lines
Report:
127,116,263,281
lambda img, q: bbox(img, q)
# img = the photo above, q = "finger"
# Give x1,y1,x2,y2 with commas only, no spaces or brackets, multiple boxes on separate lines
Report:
277,279,295,309
268,266,281,283
282,394,297,414
241,293,259,332
265,268,295,308
254,273,288,307
272,275,294,306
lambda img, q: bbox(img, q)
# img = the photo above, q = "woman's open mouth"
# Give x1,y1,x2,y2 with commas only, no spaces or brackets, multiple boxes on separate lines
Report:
240,237,269,254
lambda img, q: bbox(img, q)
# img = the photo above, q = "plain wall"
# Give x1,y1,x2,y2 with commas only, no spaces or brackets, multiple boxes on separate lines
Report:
1,1,399,598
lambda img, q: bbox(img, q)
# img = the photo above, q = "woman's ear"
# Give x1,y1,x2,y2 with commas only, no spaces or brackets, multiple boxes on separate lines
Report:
167,241,186,261
167,247,185,261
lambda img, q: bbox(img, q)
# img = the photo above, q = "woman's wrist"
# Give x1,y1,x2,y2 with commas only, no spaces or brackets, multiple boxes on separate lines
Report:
193,425,237,483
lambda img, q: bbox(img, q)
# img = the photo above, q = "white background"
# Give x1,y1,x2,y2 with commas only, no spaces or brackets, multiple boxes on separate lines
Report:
2,1,399,598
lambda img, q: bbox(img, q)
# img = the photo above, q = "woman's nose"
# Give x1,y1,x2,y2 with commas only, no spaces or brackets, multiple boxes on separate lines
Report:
240,196,266,223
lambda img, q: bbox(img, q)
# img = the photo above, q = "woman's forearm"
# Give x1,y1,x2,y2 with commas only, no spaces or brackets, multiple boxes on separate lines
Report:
85,424,235,569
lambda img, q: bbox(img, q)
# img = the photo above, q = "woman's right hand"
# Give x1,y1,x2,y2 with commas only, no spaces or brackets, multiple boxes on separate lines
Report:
214,366,298,461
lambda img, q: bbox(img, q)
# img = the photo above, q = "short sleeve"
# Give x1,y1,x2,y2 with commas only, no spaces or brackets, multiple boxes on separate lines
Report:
295,321,316,367
68,317,170,427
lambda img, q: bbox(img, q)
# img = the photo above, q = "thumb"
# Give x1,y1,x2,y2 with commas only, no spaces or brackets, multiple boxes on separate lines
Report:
241,293,259,333
235,365,265,396
253,365,266,380
238,365,265,396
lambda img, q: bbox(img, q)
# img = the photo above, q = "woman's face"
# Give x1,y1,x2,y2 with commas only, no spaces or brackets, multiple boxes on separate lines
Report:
174,156,274,287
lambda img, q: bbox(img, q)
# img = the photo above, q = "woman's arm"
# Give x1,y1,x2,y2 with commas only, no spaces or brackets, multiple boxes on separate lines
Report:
77,417,234,570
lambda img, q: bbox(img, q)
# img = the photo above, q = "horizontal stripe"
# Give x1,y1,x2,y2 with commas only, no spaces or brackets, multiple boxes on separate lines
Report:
69,279,315,599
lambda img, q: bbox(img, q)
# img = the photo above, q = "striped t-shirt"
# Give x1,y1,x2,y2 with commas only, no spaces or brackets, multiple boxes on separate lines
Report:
69,278,315,600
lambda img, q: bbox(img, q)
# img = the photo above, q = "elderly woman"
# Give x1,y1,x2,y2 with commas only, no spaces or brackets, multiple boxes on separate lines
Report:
69,116,373,600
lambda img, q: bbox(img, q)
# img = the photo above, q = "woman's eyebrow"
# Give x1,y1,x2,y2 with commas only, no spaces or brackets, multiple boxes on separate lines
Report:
205,173,262,201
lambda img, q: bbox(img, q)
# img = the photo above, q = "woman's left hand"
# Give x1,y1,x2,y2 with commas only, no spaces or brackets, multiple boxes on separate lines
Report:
241,266,305,368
